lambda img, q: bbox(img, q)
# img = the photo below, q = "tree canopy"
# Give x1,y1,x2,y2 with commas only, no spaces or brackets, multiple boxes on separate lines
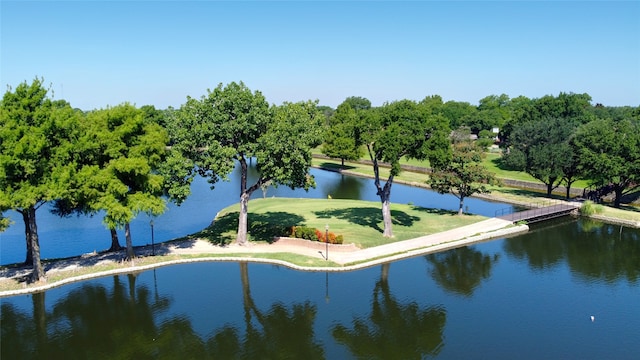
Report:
0,78,82,281
502,117,579,196
428,134,498,215
321,97,368,165
362,99,450,237
169,81,323,245
574,117,640,207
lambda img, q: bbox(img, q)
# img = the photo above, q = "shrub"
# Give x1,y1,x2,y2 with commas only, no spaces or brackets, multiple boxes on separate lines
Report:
290,226,318,241
579,200,604,216
290,226,344,244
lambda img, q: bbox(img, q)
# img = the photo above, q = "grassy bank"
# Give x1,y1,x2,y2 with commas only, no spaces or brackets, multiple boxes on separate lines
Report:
312,158,640,225
0,198,487,294
196,198,486,248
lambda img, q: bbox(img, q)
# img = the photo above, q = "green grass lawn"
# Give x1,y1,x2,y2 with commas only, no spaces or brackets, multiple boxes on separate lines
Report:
197,198,486,248
312,158,429,186
313,146,592,189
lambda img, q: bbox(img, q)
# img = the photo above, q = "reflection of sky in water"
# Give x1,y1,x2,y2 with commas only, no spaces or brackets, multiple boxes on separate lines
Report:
2,220,639,360
0,168,516,265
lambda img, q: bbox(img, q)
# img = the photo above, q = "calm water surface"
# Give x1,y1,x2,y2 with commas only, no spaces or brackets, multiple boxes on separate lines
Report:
2,218,639,359
2,168,638,358
0,167,516,265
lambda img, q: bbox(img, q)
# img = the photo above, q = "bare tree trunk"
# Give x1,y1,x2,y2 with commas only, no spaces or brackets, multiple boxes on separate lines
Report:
235,156,268,246
108,228,122,252
614,187,623,208
381,194,393,237
458,196,465,215
125,222,135,261
546,182,553,196
26,207,45,282
236,192,250,245
21,210,33,266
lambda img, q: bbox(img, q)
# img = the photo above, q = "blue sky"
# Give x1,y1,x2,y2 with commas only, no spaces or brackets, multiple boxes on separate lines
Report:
2,1,639,110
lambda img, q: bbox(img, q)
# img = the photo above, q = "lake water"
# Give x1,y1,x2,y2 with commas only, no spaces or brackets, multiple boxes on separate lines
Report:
1,218,639,359
0,166,517,265
2,167,639,359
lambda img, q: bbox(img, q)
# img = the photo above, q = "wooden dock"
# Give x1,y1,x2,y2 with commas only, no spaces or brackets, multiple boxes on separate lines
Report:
496,201,580,224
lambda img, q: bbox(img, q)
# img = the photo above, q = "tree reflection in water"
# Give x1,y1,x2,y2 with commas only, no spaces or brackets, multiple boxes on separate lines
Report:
425,246,499,297
332,263,446,359
1,265,326,359
504,218,640,284
207,262,324,359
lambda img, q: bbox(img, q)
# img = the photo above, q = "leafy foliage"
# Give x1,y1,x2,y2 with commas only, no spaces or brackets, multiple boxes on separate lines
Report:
573,117,640,207
429,137,498,215
502,117,579,195
0,78,83,280
169,82,323,244
361,99,451,237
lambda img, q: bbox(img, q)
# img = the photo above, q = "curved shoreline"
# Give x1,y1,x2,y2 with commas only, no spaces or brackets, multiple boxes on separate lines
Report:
0,218,527,298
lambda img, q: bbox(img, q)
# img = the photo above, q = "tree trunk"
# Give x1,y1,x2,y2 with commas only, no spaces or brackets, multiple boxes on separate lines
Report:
125,222,135,261
566,184,572,199
108,228,122,252
458,196,465,215
381,192,393,238
371,154,394,238
26,207,45,282
614,187,623,208
21,210,33,266
236,192,250,245
546,182,553,196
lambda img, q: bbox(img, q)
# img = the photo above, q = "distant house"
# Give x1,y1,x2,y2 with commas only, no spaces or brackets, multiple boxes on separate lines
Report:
492,127,500,142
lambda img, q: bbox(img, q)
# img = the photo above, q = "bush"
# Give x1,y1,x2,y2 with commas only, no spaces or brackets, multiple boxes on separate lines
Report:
290,226,344,244
290,226,318,241
579,200,605,216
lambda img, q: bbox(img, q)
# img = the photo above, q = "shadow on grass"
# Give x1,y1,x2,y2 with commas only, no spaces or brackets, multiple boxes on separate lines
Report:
409,206,458,216
495,187,550,198
197,211,306,245
317,162,357,171
490,156,519,172
314,207,420,233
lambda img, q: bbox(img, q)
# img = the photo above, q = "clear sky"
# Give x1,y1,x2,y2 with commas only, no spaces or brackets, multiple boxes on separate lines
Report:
2,1,639,110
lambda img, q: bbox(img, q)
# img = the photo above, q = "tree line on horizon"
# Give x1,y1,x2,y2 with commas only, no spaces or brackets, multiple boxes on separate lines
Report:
1,77,639,282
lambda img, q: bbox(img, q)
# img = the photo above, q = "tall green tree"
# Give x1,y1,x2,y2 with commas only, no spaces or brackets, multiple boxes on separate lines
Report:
502,117,579,196
474,94,511,134
54,104,170,254
321,97,369,165
0,78,82,281
90,104,168,260
170,82,323,245
58,103,169,260
574,117,640,207
502,92,592,146
428,133,498,215
362,100,450,237
441,100,477,130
